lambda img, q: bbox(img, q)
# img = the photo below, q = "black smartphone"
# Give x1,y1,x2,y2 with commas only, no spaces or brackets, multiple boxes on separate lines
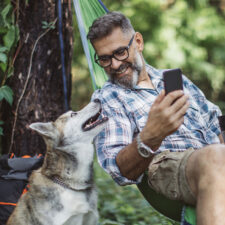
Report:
163,68,183,95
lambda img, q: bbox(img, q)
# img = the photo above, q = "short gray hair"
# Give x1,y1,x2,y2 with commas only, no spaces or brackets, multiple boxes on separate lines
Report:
87,11,135,43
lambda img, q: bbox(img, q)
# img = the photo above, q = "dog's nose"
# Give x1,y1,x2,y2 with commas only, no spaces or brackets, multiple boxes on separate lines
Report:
94,99,100,103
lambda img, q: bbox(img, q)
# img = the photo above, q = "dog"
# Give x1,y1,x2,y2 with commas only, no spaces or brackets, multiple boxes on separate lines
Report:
7,99,108,225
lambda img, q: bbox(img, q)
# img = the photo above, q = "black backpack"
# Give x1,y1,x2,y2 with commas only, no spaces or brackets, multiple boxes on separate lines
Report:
0,154,43,225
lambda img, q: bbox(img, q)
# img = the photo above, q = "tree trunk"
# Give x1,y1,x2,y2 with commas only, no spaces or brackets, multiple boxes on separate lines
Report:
1,0,73,156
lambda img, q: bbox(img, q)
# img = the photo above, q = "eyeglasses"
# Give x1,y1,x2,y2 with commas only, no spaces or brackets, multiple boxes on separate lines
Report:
94,34,135,68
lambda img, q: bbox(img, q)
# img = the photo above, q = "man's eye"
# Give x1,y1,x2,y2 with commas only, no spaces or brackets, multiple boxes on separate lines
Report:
115,48,126,56
99,56,110,62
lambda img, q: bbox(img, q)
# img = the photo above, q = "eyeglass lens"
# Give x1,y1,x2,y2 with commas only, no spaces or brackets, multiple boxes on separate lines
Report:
98,48,129,67
95,34,135,68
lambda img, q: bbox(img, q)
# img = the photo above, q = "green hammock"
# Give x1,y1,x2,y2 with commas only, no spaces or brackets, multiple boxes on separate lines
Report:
73,0,196,224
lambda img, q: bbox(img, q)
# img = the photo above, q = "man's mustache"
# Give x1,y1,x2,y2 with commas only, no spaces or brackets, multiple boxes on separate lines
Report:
109,62,132,75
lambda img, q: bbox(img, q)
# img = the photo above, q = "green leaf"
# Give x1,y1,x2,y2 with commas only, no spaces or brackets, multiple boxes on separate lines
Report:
3,26,16,49
0,52,7,63
0,46,8,52
1,4,11,27
0,62,7,72
0,85,13,105
0,121,4,125
0,26,8,34
42,21,55,30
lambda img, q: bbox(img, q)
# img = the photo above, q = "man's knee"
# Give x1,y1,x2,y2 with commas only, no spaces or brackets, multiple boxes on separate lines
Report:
196,144,225,173
186,144,225,195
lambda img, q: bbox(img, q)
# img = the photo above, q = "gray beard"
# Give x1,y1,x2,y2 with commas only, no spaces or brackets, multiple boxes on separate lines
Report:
107,52,143,89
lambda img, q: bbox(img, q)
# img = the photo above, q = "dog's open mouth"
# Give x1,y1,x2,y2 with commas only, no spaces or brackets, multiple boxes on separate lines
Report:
82,110,108,131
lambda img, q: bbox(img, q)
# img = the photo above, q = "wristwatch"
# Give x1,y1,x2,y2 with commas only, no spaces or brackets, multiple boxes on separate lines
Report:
136,133,156,158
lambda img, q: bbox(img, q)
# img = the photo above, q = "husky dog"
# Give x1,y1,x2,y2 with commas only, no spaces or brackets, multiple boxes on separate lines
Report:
7,99,108,225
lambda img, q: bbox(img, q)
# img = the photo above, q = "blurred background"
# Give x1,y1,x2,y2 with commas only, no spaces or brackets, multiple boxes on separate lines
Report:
72,0,225,113
0,0,224,224
71,1,225,224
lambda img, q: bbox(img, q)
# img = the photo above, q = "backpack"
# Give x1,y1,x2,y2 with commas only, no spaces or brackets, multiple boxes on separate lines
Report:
0,153,43,224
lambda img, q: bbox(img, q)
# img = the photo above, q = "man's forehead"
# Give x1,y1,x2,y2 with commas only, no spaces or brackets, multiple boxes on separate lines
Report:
93,28,131,55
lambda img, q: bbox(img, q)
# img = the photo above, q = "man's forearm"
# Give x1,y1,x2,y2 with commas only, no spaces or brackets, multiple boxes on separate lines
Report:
219,134,224,144
116,138,154,181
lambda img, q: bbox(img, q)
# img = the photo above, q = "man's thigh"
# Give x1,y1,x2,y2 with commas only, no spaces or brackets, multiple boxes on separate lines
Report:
148,149,196,206
186,144,225,199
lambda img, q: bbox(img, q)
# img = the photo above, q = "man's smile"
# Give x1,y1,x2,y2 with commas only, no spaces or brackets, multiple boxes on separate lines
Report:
115,65,130,77
110,63,131,77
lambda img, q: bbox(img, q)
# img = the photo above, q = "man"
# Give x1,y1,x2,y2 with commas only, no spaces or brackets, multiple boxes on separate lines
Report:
87,11,225,225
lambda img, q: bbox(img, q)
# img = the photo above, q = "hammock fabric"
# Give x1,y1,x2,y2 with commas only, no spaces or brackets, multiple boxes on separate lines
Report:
73,0,108,90
72,0,196,224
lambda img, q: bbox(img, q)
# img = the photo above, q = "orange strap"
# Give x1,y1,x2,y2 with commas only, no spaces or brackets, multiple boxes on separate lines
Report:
10,153,43,158
0,202,16,206
22,184,30,195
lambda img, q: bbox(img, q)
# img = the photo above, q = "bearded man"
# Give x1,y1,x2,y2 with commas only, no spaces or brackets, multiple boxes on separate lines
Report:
87,11,224,225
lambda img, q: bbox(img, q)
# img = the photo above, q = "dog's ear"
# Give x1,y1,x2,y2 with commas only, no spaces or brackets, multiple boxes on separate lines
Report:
29,122,55,138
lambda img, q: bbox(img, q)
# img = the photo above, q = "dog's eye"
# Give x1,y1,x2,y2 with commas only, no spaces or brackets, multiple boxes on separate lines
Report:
71,112,77,117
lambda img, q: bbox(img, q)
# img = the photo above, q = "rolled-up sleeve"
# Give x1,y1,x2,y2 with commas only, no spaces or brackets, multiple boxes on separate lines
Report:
92,89,143,185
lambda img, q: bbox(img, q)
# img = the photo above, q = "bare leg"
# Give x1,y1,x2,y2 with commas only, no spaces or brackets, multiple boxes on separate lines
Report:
186,144,225,225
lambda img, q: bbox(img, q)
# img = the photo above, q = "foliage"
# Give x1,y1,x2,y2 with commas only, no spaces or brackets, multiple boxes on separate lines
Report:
94,160,179,225
0,85,13,105
0,0,19,135
41,21,56,30
72,0,225,113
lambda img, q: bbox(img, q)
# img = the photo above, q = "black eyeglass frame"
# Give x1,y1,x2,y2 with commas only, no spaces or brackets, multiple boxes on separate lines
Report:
94,34,135,68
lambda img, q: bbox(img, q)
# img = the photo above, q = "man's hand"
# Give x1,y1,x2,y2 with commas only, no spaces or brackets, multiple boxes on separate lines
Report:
141,90,189,151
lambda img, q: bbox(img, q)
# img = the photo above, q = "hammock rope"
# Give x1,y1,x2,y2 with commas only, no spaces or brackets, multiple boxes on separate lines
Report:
57,0,69,110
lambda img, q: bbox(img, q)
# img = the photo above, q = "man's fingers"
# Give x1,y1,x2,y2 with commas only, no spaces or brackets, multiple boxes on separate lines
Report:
153,90,165,105
177,101,190,119
171,101,189,126
171,94,189,114
163,90,184,107
167,101,189,130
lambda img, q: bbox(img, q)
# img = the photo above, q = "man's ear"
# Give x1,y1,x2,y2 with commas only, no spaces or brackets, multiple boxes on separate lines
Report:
29,122,54,138
134,32,144,52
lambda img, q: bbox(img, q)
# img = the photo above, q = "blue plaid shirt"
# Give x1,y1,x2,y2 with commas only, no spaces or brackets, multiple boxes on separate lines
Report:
92,64,222,186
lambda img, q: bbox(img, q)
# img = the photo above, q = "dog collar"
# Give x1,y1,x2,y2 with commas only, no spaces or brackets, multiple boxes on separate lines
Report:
50,176,92,192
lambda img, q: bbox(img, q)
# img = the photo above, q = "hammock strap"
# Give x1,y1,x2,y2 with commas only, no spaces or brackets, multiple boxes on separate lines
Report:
97,0,109,13
57,0,69,110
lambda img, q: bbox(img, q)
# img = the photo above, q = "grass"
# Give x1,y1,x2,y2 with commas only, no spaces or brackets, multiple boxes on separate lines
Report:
94,159,179,225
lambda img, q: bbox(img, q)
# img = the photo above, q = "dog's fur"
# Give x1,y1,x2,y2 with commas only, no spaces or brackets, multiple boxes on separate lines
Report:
7,100,108,225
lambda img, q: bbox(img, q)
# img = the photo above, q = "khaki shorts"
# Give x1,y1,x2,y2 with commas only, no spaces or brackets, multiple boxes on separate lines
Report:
148,148,196,206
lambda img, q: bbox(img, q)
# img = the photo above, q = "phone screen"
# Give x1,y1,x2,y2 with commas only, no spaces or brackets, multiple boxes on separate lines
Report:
163,68,183,95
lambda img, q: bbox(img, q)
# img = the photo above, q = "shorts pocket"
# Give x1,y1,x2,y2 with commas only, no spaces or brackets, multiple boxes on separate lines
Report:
148,151,182,201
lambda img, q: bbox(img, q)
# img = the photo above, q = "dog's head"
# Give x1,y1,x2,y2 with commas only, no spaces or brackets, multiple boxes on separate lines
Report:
29,100,108,148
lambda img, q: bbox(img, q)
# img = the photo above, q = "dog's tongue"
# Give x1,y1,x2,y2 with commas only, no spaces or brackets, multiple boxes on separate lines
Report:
83,112,108,131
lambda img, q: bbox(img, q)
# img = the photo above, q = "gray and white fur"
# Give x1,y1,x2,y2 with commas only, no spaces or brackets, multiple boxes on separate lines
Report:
7,100,108,225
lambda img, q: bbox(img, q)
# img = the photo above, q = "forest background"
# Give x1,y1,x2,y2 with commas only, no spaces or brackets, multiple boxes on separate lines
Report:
0,0,225,224
72,1,225,224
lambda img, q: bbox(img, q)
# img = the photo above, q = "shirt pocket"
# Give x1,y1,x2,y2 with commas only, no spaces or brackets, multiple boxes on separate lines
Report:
184,98,205,130
132,102,151,132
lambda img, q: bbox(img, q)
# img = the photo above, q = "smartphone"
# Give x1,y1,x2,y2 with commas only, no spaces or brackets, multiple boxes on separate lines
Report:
163,68,183,95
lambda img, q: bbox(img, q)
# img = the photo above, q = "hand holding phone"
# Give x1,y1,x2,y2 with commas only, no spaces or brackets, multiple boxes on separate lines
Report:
163,68,183,95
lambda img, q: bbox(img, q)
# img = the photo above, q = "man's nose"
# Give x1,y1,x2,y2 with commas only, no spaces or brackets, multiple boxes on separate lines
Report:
111,57,122,70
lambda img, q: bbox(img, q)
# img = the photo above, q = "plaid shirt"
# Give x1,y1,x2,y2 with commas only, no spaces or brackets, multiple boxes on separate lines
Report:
92,64,222,185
